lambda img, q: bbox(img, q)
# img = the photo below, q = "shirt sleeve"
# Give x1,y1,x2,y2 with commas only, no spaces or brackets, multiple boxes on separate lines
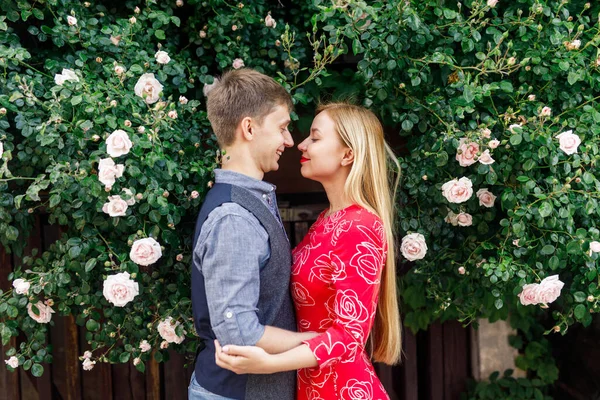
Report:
302,217,386,369
195,205,269,346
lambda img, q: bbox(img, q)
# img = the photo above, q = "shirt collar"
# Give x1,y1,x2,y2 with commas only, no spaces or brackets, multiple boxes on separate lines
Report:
214,169,276,197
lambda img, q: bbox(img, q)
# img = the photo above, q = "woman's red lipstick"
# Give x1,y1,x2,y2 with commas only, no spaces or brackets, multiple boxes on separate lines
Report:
300,157,310,163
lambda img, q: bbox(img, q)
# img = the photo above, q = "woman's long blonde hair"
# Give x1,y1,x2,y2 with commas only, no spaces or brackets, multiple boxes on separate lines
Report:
316,102,401,365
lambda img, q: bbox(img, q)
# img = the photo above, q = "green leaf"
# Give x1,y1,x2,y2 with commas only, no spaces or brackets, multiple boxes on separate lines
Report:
463,85,474,103
574,304,587,321
539,202,553,218
71,95,83,106
31,363,44,377
86,319,99,332
573,292,587,303
119,352,130,363
443,9,457,19
540,245,555,255
85,258,96,272
155,30,166,40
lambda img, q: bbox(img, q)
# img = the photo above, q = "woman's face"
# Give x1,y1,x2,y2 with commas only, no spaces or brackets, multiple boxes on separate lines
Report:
297,111,351,183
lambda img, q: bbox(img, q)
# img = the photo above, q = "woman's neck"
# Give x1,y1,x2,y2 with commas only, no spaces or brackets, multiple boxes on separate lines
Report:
322,179,352,217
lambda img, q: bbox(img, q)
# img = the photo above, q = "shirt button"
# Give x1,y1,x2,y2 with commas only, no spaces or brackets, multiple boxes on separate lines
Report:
226,312,233,319
262,194,268,199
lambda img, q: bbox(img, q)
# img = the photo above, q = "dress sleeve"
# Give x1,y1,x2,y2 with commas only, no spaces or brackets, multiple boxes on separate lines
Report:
302,216,386,369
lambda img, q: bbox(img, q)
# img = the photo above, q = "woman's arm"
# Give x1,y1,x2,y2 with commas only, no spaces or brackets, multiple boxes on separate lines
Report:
214,340,318,374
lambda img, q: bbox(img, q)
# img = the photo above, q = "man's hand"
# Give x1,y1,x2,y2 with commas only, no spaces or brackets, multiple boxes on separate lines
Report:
215,340,276,375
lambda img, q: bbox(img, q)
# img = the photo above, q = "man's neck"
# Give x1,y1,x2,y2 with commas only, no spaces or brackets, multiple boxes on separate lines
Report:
220,147,264,181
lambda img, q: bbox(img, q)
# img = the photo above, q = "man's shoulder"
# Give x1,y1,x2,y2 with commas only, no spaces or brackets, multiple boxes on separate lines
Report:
201,202,266,236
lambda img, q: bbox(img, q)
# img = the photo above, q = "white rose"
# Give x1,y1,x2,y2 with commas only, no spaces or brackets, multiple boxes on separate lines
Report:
105,129,133,157
540,106,552,117
154,50,171,65
536,275,564,305
488,139,500,149
102,195,129,217
130,237,162,266
82,358,96,371
456,212,473,227
264,14,277,28
5,356,19,369
12,278,30,295
134,73,163,104
476,188,496,208
518,283,539,305
134,6,140,13
556,130,581,155
232,58,245,69
157,317,186,344
458,266,466,275
487,0,498,7
589,241,600,256
129,16,137,24
400,233,427,261
97,158,125,187
114,65,125,75
203,78,220,97
54,68,79,86
67,16,77,26
528,94,536,101
480,128,491,138
168,110,178,119
83,351,92,359
441,177,473,203
102,272,139,307
199,30,207,38
160,341,169,349
478,149,495,165
571,39,581,49
179,96,188,105
139,340,151,353
110,35,121,46
27,301,55,324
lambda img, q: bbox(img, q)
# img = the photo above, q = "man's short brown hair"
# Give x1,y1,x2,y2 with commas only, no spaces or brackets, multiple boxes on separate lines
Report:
206,69,293,146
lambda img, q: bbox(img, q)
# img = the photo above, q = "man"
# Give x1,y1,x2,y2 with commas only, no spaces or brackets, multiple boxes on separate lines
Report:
189,69,315,400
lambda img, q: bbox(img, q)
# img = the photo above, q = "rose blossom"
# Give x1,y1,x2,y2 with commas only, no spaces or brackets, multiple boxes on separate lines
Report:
114,65,125,75
155,50,171,65
160,341,169,349
488,139,500,149
540,106,552,117
82,358,96,371
137,126,145,133
102,272,139,307
67,16,77,26
556,130,581,155
133,357,141,366
203,78,220,96
179,96,188,105
536,275,564,304
139,340,151,353
458,267,466,275
83,351,92,359
110,35,121,46
476,188,496,208
265,14,277,28
98,158,125,187
54,68,79,86
176,254,184,262
129,16,136,24
478,149,495,165
157,317,186,344
130,237,162,266
199,30,206,38
168,110,178,119
441,177,473,203
528,94,536,101
176,0,184,6
456,212,473,227
444,211,459,226
105,129,133,157
487,0,498,7
0,108,6,116
518,283,539,306
134,73,163,104
12,278,30,295
27,301,55,323
5,357,19,369
134,6,140,13
456,140,479,167
589,241,600,256
400,233,428,261
191,190,199,199
102,195,128,217
232,58,245,69
480,128,491,138
570,39,581,50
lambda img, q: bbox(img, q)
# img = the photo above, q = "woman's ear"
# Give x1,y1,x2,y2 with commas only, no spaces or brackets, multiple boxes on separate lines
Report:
341,147,354,166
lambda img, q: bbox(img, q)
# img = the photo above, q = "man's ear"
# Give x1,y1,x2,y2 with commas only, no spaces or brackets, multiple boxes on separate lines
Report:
341,147,354,166
239,116,254,141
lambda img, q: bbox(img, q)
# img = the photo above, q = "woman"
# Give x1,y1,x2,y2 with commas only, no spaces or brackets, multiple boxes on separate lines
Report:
215,103,401,399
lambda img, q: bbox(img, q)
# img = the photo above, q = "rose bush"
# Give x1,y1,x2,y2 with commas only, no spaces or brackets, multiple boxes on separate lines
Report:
0,0,599,398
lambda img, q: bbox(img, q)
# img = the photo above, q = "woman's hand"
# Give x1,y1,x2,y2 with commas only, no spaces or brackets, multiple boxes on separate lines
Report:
214,340,277,375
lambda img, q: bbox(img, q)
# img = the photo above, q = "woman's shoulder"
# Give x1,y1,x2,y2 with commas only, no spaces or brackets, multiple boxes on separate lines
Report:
343,204,382,225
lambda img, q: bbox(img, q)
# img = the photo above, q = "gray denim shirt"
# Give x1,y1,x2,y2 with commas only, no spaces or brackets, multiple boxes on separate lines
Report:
193,169,283,346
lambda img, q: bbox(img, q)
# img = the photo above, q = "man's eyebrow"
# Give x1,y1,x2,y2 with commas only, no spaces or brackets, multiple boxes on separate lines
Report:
280,119,291,126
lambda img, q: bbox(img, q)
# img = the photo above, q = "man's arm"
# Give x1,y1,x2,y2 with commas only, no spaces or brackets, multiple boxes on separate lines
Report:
256,327,319,354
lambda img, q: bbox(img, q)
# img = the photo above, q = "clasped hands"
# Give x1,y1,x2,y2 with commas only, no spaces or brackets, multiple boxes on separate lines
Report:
214,340,277,375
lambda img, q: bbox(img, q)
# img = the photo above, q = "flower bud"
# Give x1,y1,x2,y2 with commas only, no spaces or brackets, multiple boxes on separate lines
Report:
178,150,185,155
96,57,103,63
104,261,111,267
552,326,560,333
134,6,140,13
0,108,6,115
136,193,143,200
109,332,116,337
137,230,143,236
163,191,169,198
525,65,531,71
588,295,595,302
275,40,281,46
124,120,132,127
231,25,237,31
128,240,133,246
176,254,184,261
207,181,213,188
199,30,206,38
422,175,428,180
130,273,136,279
84,2,91,6
110,100,117,107
399,83,406,89
137,126,145,133
92,134,101,141
195,142,200,148
176,0,184,7
105,186,112,192
191,190,199,199
129,16,137,24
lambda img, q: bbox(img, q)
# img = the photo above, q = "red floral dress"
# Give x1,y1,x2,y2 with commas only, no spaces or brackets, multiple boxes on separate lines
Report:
291,204,390,400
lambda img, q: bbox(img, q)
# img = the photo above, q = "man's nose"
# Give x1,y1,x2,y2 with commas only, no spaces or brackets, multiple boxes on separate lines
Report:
283,131,294,147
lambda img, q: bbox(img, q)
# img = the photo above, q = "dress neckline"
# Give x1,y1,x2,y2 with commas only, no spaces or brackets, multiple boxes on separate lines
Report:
320,204,361,220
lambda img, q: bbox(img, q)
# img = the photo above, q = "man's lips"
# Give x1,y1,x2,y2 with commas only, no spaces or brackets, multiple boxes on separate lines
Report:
300,157,310,163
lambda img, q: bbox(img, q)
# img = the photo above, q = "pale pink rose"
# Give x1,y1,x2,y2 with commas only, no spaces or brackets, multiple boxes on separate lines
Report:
476,188,496,208
456,212,473,227
106,129,133,157
133,357,141,366
231,25,238,31
571,39,581,49
179,96,188,105
508,123,522,133
98,158,125,187
589,241,600,256
12,278,30,295
83,351,92,359
232,58,245,69
5,356,19,369
400,233,427,261
540,106,552,117
168,110,178,119
264,14,277,28
458,267,466,275
487,0,498,7
176,0,184,6
155,50,171,65
536,275,564,305
0,108,6,116
130,237,162,266
121,188,135,205
441,177,473,203
456,139,480,167
137,126,145,133
203,78,220,96
478,150,495,165
129,16,137,24
176,254,183,262
67,16,77,26
139,340,151,353
110,100,118,107
114,65,125,75
556,130,581,155
518,284,539,305
102,195,128,217
82,358,96,371
488,139,500,149
199,30,206,38
110,35,121,46
160,341,169,349
444,211,459,226
54,68,79,85
134,6,140,13
191,190,199,199
157,317,186,344
134,73,163,104
102,272,139,307
27,301,55,323
528,94,536,101
481,128,491,138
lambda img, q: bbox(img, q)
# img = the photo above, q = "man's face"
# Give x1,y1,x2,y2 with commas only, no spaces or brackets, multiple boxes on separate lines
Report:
250,105,293,174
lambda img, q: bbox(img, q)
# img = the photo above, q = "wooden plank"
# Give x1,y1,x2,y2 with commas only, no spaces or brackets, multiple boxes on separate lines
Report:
80,326,113,400
399,327,418,400
163,350,188,400
442,321,469,400
112,363,133,400
145,358,160,400
50,315,81,400
374,363,399,400
425,322,444,400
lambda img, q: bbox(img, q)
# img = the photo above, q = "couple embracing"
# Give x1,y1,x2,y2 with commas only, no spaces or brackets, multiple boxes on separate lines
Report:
190,68,401,400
